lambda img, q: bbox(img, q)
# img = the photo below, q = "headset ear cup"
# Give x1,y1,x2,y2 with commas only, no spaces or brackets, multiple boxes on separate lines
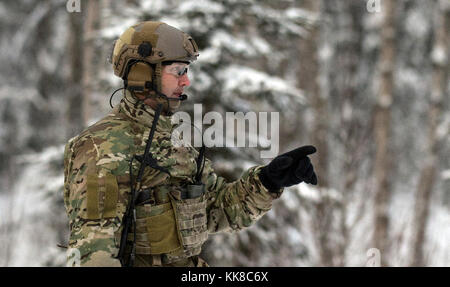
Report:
127,62,153,87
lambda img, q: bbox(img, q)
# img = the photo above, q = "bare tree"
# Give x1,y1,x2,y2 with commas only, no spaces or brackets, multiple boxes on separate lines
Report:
334,0,370,267
410,0,450,267
298,0,336,267
373,0,396,266
66,9,84,139
299,1,329,189
81,0,101,126
66,0,101,138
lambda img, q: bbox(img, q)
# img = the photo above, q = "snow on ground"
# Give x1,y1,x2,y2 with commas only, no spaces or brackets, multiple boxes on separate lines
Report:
0,146,67,266
291,183,450,266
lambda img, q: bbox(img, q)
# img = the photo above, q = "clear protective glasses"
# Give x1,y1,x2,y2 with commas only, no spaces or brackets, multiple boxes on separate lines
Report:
164,62,189,78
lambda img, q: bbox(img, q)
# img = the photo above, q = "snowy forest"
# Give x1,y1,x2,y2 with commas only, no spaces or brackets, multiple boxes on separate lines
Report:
0,0,449,267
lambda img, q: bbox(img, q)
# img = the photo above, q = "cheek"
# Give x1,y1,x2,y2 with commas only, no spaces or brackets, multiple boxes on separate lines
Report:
161,76,177,94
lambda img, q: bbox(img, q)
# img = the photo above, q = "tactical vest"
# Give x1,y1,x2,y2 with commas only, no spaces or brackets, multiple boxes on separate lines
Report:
115,101,209,266
125,183,209,265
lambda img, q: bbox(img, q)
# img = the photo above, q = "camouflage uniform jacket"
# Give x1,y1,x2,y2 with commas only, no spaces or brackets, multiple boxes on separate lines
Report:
63,92,282,266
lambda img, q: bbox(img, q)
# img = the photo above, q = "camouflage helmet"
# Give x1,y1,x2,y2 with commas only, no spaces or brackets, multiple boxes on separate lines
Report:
111,21,199,96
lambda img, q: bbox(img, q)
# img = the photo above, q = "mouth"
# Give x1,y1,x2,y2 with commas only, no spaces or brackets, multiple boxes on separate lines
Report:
170,91,183,98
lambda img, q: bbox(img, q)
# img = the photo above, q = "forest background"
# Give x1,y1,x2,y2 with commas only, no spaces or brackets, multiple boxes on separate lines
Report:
0,0,448,267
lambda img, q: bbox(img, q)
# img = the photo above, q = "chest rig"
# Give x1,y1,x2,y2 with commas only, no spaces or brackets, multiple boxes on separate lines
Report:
117,103,208,266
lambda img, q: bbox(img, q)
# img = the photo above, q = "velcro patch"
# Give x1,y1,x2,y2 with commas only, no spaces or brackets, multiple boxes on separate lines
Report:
86,173,119,219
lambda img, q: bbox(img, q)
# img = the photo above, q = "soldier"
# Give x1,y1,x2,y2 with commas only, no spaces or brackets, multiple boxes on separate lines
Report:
63,21,317,267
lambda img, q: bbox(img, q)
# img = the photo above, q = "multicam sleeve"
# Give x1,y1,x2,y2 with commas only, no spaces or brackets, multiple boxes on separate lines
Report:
63,134,122,267
202,159,283,234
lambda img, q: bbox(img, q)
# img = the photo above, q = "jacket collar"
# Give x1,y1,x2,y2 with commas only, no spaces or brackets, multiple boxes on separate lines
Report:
119,90,174,132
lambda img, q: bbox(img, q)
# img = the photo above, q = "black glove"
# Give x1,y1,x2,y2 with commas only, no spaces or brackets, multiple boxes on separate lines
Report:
259,145,318,192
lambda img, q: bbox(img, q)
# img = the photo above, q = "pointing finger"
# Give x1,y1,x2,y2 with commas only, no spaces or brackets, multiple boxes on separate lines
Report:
282,145,317,161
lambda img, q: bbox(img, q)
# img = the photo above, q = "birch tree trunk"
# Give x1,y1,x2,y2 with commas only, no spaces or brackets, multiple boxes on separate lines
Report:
373,0,396,266
81,0,101,126
410,0,449,267
335,1,367,266
66,9,84,139
298,0,336,267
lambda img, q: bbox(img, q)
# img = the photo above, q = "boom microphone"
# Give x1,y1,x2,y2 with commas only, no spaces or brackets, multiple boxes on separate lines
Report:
166,94,188,101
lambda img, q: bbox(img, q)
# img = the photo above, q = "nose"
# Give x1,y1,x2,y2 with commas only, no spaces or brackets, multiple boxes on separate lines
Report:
179,74,190,87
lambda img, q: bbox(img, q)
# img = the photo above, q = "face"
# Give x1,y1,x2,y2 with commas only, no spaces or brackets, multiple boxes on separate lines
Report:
139,62,191,112
161,62,191,98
